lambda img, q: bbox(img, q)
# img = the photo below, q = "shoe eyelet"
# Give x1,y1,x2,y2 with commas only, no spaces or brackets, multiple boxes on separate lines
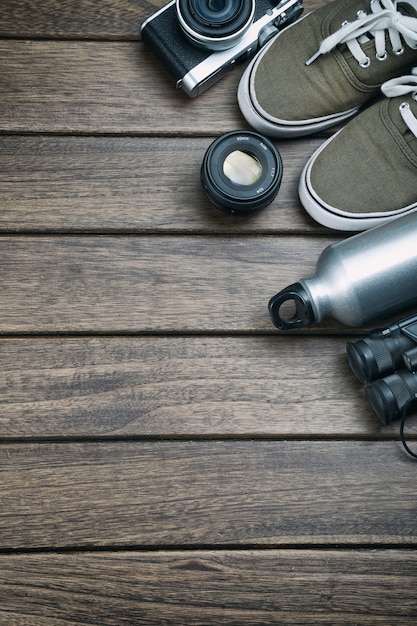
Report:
341,19,351,27
376,51,388,61
360,57,371,68
356,10,367,18
399,102,409,111
393,46,405,56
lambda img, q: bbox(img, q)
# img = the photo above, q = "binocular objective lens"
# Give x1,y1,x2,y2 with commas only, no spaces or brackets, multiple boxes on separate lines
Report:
346,340,374,384
365,369,417,424
347,333,417,383
201,131,283,216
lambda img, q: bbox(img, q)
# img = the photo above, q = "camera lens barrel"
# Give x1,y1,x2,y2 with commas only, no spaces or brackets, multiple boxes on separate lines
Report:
201,131,283,215
177,0,255,50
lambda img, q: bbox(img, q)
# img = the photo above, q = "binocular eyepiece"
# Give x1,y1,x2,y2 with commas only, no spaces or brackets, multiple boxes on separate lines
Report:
347,313,417,425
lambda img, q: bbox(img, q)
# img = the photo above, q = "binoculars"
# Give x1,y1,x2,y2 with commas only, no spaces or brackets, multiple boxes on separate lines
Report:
347,313,417,425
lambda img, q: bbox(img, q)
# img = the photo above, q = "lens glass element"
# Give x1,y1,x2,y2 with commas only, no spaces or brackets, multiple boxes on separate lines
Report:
176,0,254,51
223,150,262,187
193,0,240,25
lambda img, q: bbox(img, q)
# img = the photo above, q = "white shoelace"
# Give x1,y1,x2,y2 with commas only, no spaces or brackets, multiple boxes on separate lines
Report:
306,0,417,67
382,67,417,136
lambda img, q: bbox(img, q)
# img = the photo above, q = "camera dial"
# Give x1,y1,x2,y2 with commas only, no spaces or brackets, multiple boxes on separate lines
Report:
176,0,255,51
201,131,283,215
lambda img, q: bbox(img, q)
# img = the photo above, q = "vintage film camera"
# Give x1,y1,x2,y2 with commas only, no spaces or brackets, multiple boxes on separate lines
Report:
141,0,304,97
347,313,417,425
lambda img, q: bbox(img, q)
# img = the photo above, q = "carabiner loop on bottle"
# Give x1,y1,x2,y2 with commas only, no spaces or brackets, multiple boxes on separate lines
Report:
268,282,315,330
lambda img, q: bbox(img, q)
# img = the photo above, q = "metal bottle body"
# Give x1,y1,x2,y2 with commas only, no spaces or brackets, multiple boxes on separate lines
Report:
269,211,417,329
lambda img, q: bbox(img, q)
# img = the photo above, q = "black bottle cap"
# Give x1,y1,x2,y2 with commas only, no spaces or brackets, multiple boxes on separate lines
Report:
268,283,316,330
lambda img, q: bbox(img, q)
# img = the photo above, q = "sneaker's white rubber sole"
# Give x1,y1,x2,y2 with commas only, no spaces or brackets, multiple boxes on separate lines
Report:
299,132,417,231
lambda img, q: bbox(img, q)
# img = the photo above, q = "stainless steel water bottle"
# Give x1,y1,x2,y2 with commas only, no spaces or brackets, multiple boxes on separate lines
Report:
269,211,417,330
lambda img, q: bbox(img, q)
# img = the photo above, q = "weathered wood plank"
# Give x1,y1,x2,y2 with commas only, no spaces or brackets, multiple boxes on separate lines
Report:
0,336,381,439
1,2,415,623
1,550,416,625
0,0,326,39
0,135,321,233
0,235,342,333
0,441,415,549
2,235,413,333
0,39,248,134
0,0,154,39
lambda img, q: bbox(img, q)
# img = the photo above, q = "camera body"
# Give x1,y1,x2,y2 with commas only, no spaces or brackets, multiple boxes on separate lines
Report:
141,0,303,97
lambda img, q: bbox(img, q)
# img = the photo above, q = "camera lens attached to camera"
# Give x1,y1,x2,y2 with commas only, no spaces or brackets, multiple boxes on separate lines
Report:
201,131,283,215
177,0,255,50
141,1,304,97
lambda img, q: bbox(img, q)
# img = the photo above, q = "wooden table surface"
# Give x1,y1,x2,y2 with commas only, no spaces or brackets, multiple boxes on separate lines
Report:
1,0,416,623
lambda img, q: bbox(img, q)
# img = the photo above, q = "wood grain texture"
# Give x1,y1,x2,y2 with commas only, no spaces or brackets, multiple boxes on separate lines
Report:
0,135,320,234
0,336,380,438
1,441,415,549
0,39,248,134
0,0,155,39
2,0,416,623
0,0,325,38
0,0,329,135
1,235,413,333
1,550,416,625
0,235,342,333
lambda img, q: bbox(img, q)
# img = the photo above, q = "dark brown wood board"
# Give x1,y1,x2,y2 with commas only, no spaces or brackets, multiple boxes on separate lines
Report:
0,335,378,438
1,1,416,624
1,440,415,549
1,550,416,625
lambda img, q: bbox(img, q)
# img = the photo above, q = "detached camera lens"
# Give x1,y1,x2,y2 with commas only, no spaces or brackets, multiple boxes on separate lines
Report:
177,0,254,50
201,131,283,215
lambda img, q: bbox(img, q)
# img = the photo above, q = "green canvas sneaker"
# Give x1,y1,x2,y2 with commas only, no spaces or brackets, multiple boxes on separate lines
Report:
238,0,417,137
298,69,417,230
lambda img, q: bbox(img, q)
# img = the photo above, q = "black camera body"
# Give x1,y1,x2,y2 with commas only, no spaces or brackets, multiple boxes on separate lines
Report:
141,0,303,97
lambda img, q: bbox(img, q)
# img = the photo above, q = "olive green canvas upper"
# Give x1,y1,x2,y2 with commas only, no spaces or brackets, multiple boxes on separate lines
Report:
305,92,417,216
252,0,417,124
